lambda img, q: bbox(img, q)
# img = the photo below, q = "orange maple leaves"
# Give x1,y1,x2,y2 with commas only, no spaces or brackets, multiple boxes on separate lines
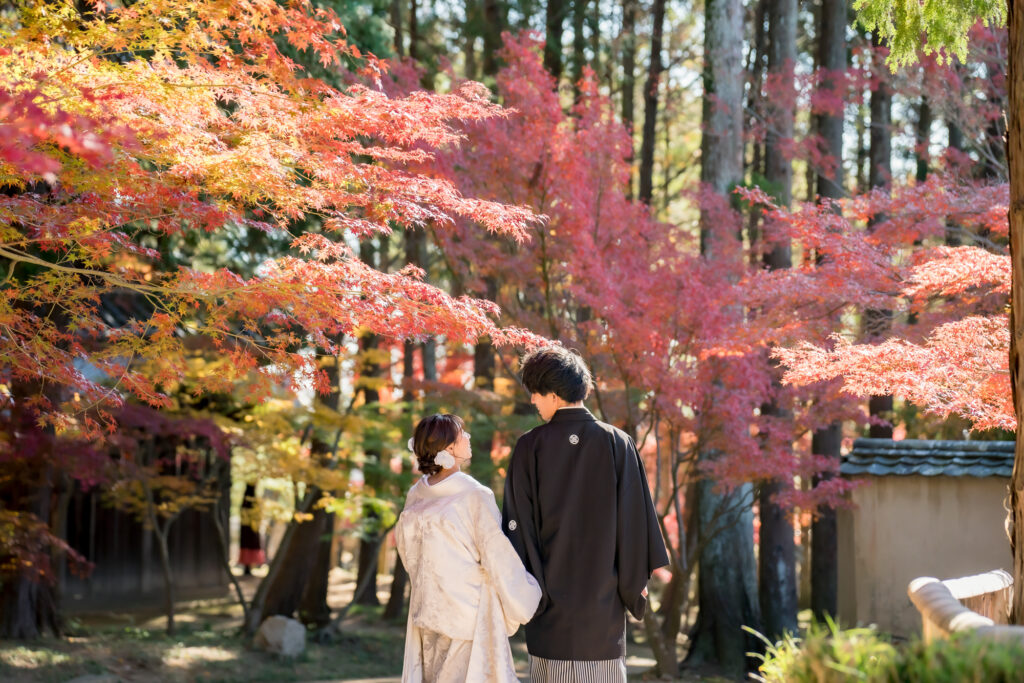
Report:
0,0,545,436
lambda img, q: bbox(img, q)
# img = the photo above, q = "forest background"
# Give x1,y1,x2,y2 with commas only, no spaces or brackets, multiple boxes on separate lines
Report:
0,0,1014,677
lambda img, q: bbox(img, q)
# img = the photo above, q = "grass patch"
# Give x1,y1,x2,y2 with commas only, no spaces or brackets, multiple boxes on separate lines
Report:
0,622,406,683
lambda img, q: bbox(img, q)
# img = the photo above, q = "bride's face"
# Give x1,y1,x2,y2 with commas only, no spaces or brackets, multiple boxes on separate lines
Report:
450,428,472,466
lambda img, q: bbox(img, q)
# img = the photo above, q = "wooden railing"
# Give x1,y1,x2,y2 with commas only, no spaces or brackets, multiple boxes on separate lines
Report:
907,570,1024,643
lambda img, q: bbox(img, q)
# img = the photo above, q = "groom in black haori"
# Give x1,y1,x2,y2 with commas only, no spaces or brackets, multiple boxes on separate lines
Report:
503,346,669,682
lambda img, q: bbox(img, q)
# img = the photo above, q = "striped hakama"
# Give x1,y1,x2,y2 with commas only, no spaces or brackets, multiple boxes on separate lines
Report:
528,655,627,682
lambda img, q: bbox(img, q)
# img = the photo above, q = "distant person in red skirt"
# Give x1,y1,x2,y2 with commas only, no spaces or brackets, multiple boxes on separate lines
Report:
238,482,266,575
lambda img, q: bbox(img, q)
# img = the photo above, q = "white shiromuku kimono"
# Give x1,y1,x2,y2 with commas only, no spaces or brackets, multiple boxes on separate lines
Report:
396,471,542,683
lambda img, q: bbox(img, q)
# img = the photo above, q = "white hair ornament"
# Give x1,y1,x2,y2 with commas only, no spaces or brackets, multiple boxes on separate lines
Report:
433,449,456,469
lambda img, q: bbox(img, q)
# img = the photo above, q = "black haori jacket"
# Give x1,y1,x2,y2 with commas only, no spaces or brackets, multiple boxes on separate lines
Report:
502,407,669,661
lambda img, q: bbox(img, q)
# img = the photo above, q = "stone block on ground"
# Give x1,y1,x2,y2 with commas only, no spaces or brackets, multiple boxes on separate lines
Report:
255,615,307,657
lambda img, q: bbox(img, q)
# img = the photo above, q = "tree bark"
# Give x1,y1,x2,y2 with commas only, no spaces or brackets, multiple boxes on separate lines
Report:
809,0,845,622
298,507,335,625
481,0,505,76
1007,0,1024,625
620,0,638,197
409,0,420,61
263,497,330,617
811,423,841,621
0,461,60,639
638,0,666,205
689,0,759,671
699,0,744,257
141,477,179,636
757,0,798,643
864,31,894,437
299,340,345,625
545,0,567,81
984,59,1008,180
571,0,588,93
383,556,409,620
687,482,759,676
814,0,845,202
391,0,405,57
915,97,932,183
211,495,251,627
246,487,319,635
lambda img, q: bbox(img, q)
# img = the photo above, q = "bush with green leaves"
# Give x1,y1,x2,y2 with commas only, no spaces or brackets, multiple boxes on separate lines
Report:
890,632,1024,683
748,618,898,682
750,619,1024,682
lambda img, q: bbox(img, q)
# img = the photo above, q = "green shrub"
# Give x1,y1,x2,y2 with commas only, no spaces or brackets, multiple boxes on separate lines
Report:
752,620,1024,683
748,617,898,682
890,632,1024,683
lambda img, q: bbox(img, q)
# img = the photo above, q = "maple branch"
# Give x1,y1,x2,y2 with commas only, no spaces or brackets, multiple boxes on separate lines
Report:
0,246,170,296
2,258,16,287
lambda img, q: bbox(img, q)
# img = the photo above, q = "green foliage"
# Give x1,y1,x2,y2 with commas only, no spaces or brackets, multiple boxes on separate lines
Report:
891,632,1024,682
852,0,1005,70
748,618,898,682
752,620,1024,682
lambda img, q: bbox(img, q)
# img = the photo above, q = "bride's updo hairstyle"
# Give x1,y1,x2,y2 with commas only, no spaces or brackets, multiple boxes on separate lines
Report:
411,414,465,476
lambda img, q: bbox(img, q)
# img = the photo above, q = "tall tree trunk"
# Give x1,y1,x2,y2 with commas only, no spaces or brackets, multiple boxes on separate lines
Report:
688,482,759,675
864,32,894,438
984,59,1008,179
589,0,602,87
383,556,409,620
745,0,768,200
141,474,180,636
867,34,892,193
246,487,319,635
298,340,345,625
571,0,588,93
688,0,760,673
481,0,505,76
638,0,666,205
0,459,60,639
470,279,498,485
383,299,422,622
915,97,932,183
410,0,420,61
856,102,869,191
758,0,798,643
814,0,845,202
1006,0,1024,625
945,121,963,247
620,0,638,197
391,0,405,57
353,240,388,607
423,338,437,380
811,424,841,620
545,0,567,81
211,494,251,627
298,513,336,626
810,0,846,622
262,492,329,618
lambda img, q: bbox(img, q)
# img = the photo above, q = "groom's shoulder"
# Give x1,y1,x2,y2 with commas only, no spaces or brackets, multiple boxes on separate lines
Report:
592,418,633,445
516,423,545,443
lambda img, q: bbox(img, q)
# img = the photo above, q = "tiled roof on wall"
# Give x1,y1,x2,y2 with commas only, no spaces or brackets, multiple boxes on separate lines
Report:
842,438,1015,478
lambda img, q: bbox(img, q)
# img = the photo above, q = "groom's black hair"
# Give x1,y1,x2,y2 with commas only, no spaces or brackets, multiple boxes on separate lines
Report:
520,346,592,403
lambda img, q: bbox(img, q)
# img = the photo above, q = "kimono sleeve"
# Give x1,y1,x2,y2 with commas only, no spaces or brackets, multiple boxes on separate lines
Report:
501,432,548,616
616,434,670,620
472,489,542,634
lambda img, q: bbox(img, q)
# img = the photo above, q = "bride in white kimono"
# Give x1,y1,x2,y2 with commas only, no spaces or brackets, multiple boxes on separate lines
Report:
396,413,541,683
